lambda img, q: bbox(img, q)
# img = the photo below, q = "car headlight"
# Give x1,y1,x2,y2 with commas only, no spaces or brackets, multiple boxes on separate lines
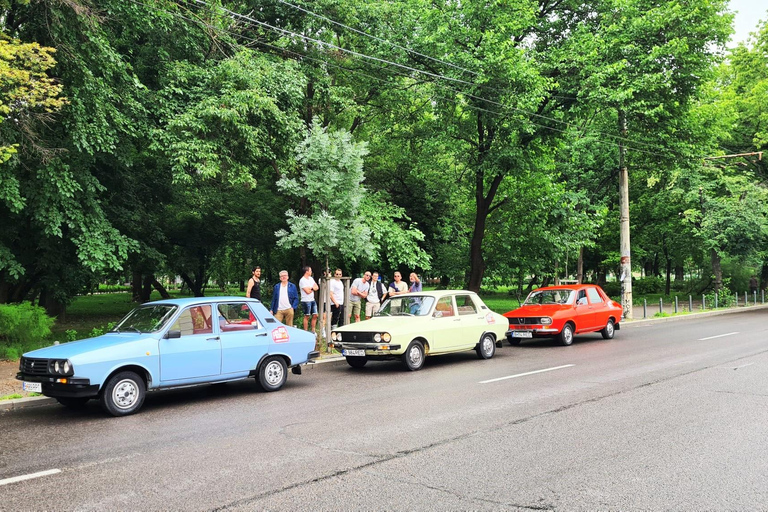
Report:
381,332,391,342
373,333,382,342
51,359,73,375
63,360,71,374
540,317,553,325
331,332,339,342
54,360,60,373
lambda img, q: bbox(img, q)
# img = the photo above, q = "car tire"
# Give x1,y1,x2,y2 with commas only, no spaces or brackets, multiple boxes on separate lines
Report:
476,334,496,359
402,340,425,371
257,356,287,392
559,323,575,346
601,319,615,340
346,356,368,368
56,397,90,408
508,336,521,346
100,371,146,417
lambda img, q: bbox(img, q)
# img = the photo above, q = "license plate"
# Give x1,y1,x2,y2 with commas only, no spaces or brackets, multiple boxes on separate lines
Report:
343,349,366,357
512,331,533,338
23,381,42,392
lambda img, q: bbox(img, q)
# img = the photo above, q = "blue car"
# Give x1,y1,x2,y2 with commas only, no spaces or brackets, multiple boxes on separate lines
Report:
16,297,319,416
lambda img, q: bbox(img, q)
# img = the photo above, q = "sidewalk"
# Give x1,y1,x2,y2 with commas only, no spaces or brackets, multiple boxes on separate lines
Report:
3,303,766,412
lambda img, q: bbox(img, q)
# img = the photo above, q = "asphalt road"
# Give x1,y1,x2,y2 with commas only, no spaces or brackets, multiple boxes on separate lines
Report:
2,309,767,511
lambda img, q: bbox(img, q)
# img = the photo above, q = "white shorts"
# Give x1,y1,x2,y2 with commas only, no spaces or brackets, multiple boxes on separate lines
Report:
365,301,380,318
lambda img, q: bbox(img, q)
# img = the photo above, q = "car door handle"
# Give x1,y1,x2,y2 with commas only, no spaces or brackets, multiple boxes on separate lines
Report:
207,337,220,342
453,318,461,322
255,332,268,337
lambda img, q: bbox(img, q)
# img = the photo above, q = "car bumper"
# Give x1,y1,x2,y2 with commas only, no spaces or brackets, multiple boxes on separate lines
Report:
332,342,403,356
506,327,560,338
16,373,99,398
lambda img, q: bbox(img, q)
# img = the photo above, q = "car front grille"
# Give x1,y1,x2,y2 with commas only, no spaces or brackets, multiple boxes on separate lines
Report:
338,332,375,343
508,317,543,326
20,357,50,376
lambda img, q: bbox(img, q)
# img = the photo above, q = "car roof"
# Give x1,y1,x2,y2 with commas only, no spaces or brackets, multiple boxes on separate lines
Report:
531,284,600,292
398,289,479,298
140,296,264,307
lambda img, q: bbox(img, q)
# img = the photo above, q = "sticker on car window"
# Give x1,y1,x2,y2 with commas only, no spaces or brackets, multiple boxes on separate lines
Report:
486,313,496,324
272,326,290,343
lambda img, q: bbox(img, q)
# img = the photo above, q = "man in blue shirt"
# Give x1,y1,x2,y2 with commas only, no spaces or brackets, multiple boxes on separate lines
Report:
270,270,299,327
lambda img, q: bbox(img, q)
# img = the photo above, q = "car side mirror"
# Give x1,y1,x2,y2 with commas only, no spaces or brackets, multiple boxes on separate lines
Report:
165,330,181,339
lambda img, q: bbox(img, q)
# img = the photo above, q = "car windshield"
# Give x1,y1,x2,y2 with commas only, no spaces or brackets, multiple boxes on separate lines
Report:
377,295,436,316
523,290,575,305
111,305,177,333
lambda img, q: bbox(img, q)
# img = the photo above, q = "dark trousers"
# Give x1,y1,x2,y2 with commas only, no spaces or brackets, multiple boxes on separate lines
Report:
331,304,344,326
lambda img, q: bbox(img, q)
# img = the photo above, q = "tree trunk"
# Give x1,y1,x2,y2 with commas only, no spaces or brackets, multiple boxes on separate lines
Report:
131,270,142,302
665,258,672,296
141,274,153,303
711,249,723,293
152,277,172,299
675,265,684,281
576,247,584,284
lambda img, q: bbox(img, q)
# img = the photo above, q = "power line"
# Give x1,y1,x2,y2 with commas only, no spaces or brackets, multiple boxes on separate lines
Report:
129,0,686,159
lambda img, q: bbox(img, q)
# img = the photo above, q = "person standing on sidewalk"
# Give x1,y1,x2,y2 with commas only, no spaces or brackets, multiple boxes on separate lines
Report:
388,271,408,313
246,266,262,301
270,270,299,327
330,268,345,327
365,272,387,319
349,271,371,323
299,266,319,333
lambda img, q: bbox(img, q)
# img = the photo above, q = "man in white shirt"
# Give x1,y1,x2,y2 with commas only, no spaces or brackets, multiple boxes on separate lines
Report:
299,266,319,332
365,271,387,319
388,271,409,313
330,268,345,327
349,271,371,323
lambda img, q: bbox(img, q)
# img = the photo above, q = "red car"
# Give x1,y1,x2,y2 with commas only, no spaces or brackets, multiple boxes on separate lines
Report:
503,284,623,346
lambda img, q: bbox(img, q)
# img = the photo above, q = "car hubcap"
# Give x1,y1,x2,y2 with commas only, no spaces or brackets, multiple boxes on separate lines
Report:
607,323,614,336
113,379,138,409
565,328,573,343
409,346,423,366
483,337,493,354
265,361,284,386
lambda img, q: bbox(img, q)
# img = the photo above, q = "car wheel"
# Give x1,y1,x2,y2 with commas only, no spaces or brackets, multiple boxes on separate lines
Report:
402,340,425,371
601,319,615,340
346,356,368,368
100,371,146,417
476,334,496,359
257,356,287,392
559,323,574,346
56,397,90,408
508,336,521,346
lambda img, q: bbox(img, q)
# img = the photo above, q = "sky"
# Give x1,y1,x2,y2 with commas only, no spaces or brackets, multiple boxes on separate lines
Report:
728,0,766,46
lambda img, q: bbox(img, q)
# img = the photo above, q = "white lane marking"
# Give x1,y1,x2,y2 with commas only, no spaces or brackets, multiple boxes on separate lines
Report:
0,469,61,486
480,364,575,384
698,332,740,341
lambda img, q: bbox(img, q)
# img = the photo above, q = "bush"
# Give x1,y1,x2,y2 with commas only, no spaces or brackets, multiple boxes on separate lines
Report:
0,303,55,360
633,276,664,295
601,281,621,298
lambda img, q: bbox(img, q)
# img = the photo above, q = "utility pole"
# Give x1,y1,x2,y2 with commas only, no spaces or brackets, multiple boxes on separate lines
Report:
618,110,633,319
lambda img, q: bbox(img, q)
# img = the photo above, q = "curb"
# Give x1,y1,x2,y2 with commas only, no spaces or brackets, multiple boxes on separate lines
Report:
0,395,56,412
619,303,768,328
4,305,765,411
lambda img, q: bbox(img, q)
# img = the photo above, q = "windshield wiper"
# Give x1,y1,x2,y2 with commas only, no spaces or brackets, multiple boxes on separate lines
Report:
122,326,142,333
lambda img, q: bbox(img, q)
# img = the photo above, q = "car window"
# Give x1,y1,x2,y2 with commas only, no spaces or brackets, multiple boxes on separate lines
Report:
113,304,177,333
171,305,213,336
576,290,588,305
586,288,604,304
456,295,478,315
434,297,455,317
218,303,260,331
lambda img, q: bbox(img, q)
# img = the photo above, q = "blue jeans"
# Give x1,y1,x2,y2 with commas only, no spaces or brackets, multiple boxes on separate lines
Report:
301,301,318,316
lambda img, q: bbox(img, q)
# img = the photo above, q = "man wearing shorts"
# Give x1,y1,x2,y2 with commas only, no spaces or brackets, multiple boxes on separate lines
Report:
299,266,319,332
349,271,371,323
270,270,299,327
365,271,387,319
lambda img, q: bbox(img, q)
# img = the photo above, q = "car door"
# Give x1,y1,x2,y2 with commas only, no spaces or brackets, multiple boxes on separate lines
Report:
159,304,221,382
454,294,484,348
586,287,608,331
573,289,593,331
430,295,462,352
217,301,270,375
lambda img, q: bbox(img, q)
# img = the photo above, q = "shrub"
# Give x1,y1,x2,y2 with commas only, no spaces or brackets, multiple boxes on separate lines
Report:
0,303,55,360
634,276,664,295
601,281,621,298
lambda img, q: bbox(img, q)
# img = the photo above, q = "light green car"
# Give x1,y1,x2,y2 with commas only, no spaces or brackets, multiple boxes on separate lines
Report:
331,290,508,371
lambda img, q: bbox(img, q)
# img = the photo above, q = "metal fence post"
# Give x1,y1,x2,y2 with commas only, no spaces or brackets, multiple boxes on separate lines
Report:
735,292,738,307
745,291,748,306
689,295,693,312
763,290,765,304
674,296,678,314
754,291,758,305
715,293,718,309
643,299,647,318
659,298,663,315
702,294,706,310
